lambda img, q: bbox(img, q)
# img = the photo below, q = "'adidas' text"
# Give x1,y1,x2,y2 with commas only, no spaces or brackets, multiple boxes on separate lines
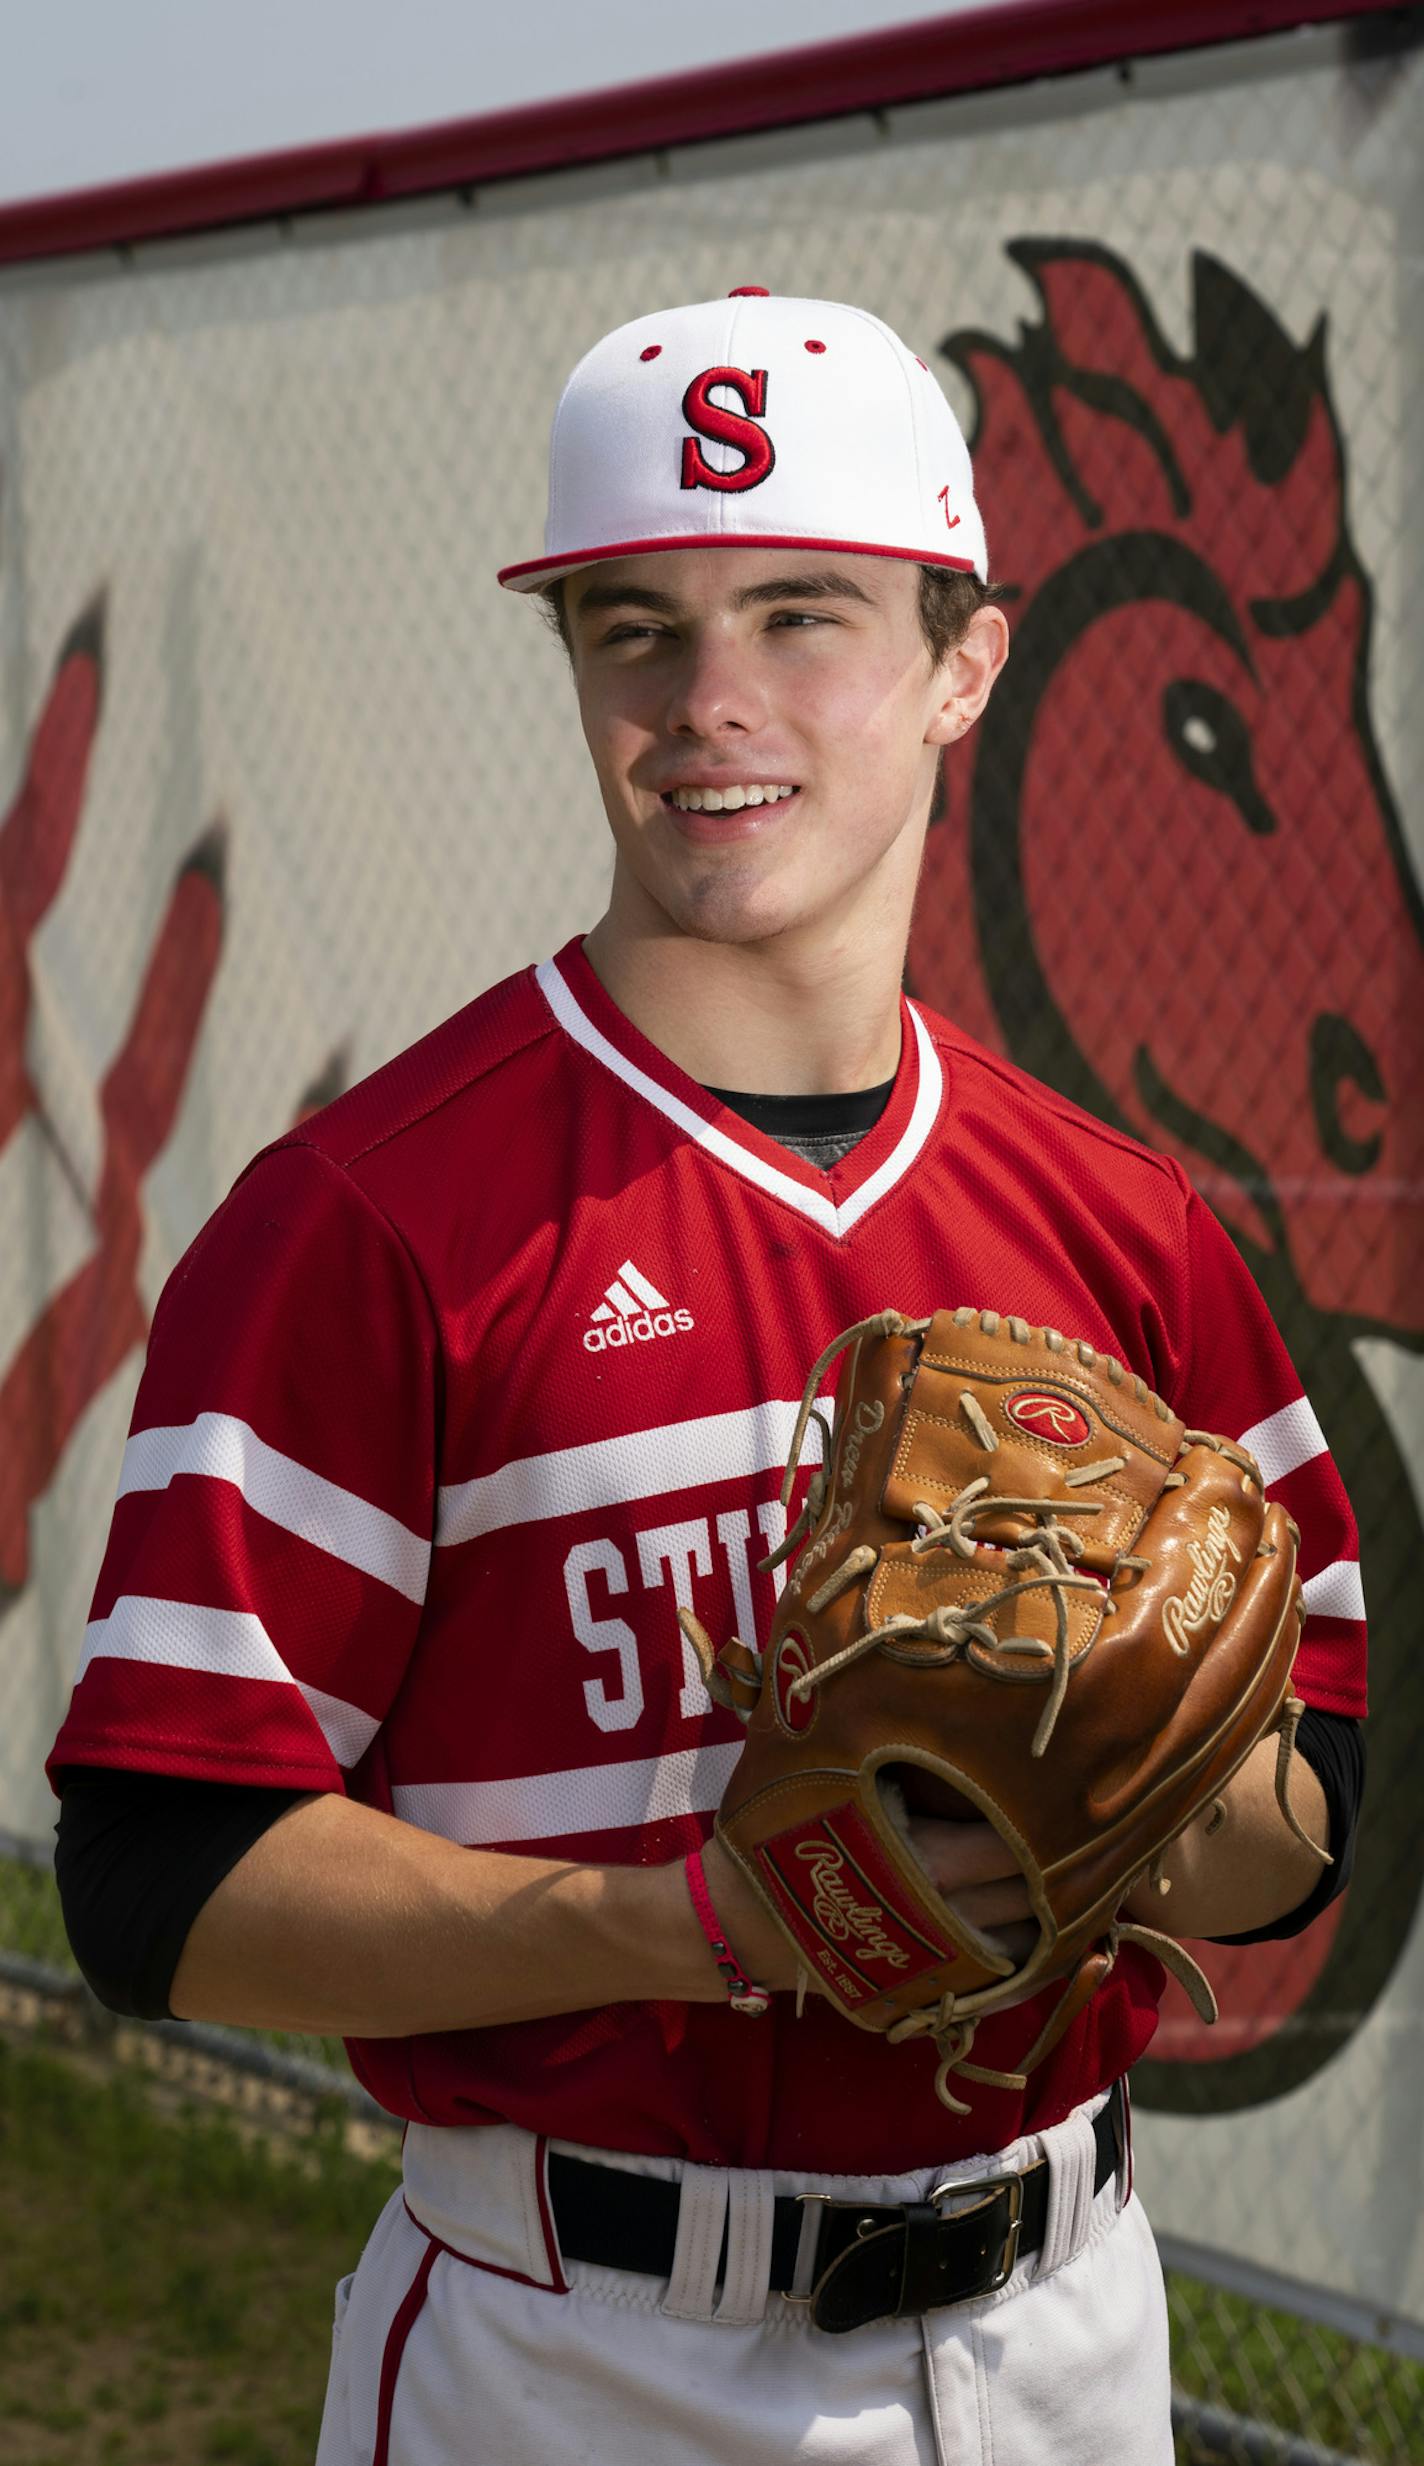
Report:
584,1260,694,1354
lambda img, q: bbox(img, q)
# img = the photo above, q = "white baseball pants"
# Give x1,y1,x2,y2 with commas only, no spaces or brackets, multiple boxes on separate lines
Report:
315,2090,1172,2465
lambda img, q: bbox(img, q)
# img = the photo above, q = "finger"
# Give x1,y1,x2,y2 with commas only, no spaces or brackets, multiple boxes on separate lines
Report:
972,1917,1039,1970
951,1876,1035,1929
903,1817,1023,1891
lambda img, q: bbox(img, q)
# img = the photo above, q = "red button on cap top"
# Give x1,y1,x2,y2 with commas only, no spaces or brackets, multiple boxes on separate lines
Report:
728,285,770,297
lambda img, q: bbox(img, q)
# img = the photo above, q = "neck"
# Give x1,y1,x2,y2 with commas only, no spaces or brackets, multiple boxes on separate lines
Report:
582,868,913,1097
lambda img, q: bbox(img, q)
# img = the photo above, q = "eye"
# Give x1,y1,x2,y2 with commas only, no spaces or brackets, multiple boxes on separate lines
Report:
1162,680,1275,835
600,621,669,646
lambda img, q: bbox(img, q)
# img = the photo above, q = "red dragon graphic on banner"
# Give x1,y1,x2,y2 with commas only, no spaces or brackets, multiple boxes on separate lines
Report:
0,601,226,1608
910,241,1424,2113
0,591,344,1620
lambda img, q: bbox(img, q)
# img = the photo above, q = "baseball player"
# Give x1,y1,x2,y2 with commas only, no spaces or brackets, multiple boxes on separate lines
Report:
49,289,1365,2465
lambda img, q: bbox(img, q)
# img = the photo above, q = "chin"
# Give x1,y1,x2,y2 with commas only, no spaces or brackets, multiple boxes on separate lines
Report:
669,888,818,948
649,861,801,947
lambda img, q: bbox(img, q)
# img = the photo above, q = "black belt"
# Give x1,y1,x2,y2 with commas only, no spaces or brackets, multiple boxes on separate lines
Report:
549,2079,1125,2336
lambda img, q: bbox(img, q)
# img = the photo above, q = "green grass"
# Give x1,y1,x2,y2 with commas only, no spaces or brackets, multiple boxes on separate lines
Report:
0,1854,74,1969
0,2034,399,2465
1167,2270,1423,2463
0,1852,353,2075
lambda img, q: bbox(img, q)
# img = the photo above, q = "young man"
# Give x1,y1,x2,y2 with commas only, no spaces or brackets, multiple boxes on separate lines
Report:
49,291,1364,2465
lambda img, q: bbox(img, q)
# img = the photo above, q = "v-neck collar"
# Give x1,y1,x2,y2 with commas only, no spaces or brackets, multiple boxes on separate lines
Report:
535,937,944,1242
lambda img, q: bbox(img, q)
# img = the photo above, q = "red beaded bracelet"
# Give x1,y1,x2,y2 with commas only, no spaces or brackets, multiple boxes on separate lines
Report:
684,1844,771,2016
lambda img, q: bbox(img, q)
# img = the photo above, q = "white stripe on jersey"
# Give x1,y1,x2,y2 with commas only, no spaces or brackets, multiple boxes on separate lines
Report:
536,955,841,1230
437,1396,824,1548
298,1679,382,1769
78,1594,380,1767
838,1008,944,1235
1239,1396,1328,1489
534,956,943,1238
392,1739,743,1845
118,1413,431,1602
1300,1559,1367,1623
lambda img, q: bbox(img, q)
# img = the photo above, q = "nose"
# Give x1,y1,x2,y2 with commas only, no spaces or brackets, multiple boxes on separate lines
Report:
663,628,770,743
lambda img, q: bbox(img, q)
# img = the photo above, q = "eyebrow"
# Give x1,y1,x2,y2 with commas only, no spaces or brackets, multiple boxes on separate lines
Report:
572,569,878,620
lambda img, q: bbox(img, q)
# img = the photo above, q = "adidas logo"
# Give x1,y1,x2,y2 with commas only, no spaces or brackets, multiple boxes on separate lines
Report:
583,1260,694,1354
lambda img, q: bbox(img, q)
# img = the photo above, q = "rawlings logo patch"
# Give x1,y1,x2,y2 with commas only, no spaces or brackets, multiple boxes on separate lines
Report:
754,1806,958,2003
794,1837,909,1967
1005,1391,1092,1447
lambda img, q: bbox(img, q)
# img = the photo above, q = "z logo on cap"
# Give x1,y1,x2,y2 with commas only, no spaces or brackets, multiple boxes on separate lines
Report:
681,367,775,493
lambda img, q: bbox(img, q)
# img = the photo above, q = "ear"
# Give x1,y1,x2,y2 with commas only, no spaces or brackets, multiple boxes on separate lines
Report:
924,605,1010,747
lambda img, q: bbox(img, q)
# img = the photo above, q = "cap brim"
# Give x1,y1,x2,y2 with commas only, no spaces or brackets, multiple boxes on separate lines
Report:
498,532,983,591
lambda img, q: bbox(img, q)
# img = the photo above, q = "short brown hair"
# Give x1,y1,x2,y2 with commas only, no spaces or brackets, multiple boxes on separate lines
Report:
914,565,999,666
537,564,998,668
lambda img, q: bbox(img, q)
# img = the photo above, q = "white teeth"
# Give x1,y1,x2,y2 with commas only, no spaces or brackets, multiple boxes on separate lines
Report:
669,784,796,810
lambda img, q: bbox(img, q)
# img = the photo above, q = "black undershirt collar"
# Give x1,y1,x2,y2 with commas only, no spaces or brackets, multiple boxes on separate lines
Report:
704,1077,896,1143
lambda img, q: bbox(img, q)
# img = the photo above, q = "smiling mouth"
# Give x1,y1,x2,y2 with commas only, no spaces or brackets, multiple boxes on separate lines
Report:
661,784,801,813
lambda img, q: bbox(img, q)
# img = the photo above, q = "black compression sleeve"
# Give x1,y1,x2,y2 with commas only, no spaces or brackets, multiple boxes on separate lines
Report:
53,1767,310,2020
1205,1706,1365,1944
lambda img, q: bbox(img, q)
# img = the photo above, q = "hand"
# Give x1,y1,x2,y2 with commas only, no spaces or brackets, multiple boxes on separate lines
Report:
694,1819,1038,2007
897,1816,1038,1970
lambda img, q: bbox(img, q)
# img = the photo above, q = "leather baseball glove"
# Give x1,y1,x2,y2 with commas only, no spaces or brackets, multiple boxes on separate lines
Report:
681,1307,1324,2110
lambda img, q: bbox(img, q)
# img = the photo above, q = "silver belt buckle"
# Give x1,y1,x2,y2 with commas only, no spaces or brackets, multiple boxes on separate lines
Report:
927,2169,1024,2294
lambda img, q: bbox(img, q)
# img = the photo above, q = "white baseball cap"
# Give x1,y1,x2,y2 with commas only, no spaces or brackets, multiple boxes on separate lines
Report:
497,286,987,591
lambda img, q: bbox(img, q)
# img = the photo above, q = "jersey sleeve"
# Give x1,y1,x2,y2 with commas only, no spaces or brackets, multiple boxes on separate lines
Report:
46,1140,437,1794
1169,1182,1366,1719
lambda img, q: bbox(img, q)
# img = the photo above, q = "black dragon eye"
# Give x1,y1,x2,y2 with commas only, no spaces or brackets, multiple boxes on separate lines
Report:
1162,679,1275,835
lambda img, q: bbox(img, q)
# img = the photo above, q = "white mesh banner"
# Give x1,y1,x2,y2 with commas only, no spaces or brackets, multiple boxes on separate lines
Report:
1,23,1420,2326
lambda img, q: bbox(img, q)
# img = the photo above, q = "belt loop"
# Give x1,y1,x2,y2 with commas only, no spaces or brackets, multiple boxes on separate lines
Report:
1037,2101,1098,2279
661,2164,729,2322
790,2196,824,2302
1115,2073,1133,2210
714,2169,775,2326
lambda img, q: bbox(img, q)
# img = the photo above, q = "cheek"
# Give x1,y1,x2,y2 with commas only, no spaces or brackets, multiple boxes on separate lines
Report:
798,659,932,786
577,690,651,807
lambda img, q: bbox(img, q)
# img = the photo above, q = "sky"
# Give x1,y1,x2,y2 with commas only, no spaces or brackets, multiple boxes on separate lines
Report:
1,1,989,209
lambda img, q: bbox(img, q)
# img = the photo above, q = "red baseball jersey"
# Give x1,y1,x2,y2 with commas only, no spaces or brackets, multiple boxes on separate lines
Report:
48,936,1366,2169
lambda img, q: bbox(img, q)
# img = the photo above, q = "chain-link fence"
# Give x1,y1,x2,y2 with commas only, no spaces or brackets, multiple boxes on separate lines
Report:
1,11,1421,2458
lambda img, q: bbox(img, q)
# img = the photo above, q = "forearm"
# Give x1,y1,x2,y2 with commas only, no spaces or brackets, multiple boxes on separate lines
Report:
165,1734,1331,2036
1123,1733,1330,1940
168,1792,761,2037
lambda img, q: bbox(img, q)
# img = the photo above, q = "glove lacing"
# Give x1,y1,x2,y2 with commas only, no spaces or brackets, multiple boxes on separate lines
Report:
738,1309,1327,2108
884,1918,1227,2114
760,1311,921,1575
790,1479,1130,1759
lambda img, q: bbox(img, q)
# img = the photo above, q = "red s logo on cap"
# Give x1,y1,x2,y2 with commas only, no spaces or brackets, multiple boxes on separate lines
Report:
680,367,775,493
